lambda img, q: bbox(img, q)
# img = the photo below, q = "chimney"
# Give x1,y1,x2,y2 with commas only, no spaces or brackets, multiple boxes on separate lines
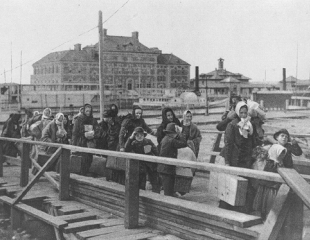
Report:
74,44,81,51
283,68,286,90
195,66,199,92
218,58,224,70
103,28,107,38
132,31,139,40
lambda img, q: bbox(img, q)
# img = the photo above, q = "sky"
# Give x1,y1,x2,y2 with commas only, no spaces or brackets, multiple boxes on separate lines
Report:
0,0,310,84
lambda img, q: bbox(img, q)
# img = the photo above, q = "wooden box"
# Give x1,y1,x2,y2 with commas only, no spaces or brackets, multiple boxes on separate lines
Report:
105,156,126,171
70,155,82,174
209,172,248,206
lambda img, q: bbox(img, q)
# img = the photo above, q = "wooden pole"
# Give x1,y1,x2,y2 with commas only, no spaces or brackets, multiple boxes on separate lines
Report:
59,148,70,200
0,141,3,177
124,159,140,229
20,143,31,187
205,77,209,116
98,11,105,121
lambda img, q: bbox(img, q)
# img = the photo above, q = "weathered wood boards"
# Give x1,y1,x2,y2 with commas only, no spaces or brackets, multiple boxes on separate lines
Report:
65,173,262,240
209,172,248,206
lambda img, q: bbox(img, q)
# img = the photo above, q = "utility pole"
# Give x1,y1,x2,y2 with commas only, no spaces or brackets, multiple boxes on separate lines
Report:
4,69,6,83
205,78,209,116
11,42,13,83
19,51,22,110
98,11,104,120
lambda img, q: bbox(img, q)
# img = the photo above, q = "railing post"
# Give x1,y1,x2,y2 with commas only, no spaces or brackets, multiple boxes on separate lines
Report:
20,143,31,187
59,148,70,200
124,158,139,229
0,140,3,177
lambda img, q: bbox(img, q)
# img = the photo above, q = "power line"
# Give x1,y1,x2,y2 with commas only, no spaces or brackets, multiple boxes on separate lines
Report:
1,0,131,78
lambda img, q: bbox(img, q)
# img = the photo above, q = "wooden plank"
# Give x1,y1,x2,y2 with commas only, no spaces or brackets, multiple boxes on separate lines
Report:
278,168,310,209
0,196,68,229
258,184,290,240
11,207,23,230
59,148,70,200
278,192,303,240
210,133,222,163
90,232,158,240
58,206,84,215
125,158,139,229
57,212,97,223
3,156,20,165
0,140,3,177
20,143,31,187
94,228,156,240
12,147,62,205
31,158,59,190
64,219,118,233
76,225,124,240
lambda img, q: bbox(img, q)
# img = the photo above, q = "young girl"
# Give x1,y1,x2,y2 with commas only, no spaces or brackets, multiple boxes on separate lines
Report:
125,127,160,193
253,144,287,220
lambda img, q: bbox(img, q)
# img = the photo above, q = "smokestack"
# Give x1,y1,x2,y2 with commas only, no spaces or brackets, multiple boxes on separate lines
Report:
283,68,286,90
195,66,199,92
218,58,224,70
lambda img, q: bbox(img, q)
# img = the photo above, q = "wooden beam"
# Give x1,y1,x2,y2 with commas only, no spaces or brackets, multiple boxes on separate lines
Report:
12,147,62,205
59,148,70,200
11,207,23,230
20,143,31,187
30,158,59,190
210,133,222,163
0,196,68,229
124,159,139,229
258,184,290,240
0,141,3,177
278,168,310,209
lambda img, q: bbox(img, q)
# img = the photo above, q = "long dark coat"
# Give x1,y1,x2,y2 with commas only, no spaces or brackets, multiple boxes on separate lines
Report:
1,114,21,157
220,118,254,168
157,133,187,175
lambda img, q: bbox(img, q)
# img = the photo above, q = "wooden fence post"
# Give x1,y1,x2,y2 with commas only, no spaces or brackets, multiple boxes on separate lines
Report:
124,158,139,229
20,143,31,187
210,133,222,164
59,148,71,200
0,140,3,177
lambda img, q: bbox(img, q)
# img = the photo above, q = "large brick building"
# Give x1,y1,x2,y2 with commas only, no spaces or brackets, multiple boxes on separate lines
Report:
31,29,190,96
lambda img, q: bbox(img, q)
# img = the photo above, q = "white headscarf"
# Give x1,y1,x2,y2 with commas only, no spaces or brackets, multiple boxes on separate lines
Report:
55,113,64,126
268,144,287,164
235,101,253,138
42,108,52,120
183,110,192,126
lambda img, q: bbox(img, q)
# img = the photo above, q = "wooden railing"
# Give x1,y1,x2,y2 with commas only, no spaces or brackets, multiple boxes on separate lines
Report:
1,136,310,239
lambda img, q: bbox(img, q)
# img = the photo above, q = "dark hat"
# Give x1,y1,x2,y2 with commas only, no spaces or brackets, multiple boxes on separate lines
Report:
274,129,290,141
163,123,178,136
103,110,112,118
134,127,147,137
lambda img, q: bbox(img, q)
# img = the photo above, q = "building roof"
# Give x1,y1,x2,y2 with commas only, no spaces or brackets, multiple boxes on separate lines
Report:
157,54,189,65
94,35,156,53
201,69,250,81
220,77,240,83
33,49,98,65
279,76,298,83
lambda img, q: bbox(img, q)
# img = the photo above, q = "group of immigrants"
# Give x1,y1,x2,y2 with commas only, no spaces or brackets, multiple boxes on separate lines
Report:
1,104,201,198
1,96,305,220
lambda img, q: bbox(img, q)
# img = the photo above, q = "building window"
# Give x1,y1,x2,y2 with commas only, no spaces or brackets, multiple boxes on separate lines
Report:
147,83,151,88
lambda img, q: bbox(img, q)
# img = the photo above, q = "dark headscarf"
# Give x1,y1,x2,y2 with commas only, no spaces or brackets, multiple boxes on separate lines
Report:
11,113,22,124
82,103,94,124
160,107,180,128
109,104,119,118
132,105,143,120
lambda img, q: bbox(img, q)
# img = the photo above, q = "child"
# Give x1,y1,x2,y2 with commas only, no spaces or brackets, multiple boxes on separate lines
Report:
273,129,302,168
253,144,287,220
125,127,160,193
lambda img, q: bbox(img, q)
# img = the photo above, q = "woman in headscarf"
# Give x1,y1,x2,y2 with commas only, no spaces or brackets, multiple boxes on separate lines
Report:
1,113,22,157
181,110,202,158
111,105,155,184
63,114,72,144
157,108,181,151
220,101,254,168
219,101,255,213
72,104,100,176
119,105,155,152
20,109,33,137
253,144,287,220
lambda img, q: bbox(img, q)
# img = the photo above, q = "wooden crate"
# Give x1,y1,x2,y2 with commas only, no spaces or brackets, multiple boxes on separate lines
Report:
209,172,248,206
